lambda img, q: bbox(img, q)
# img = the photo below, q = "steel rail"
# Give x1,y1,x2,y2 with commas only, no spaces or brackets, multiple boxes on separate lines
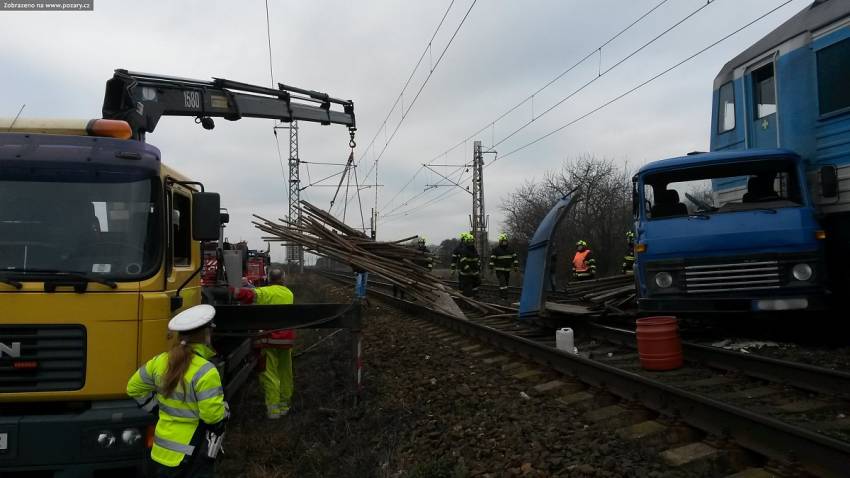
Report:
316,271,850,477
586,322,850,399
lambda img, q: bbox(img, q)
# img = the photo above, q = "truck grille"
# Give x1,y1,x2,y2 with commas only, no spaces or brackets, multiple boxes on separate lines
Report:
684,260,781,294
0,325,86,393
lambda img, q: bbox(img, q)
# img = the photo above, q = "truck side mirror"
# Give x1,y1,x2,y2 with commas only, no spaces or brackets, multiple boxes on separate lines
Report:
821,165,839,199
192,192,221,241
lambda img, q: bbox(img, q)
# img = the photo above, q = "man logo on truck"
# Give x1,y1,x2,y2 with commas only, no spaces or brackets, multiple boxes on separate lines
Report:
0,341,22,359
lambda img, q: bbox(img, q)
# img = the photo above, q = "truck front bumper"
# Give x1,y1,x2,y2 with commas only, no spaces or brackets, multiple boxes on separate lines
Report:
0,399,153,477
638,293,828,314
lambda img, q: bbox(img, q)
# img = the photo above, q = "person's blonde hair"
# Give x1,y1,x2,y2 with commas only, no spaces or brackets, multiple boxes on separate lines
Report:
161,328,206,397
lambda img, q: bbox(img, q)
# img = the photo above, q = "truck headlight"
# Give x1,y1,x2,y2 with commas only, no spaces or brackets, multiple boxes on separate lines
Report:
121,428,143,446
654,272,673,288
792,263,813,281
96,431,117,449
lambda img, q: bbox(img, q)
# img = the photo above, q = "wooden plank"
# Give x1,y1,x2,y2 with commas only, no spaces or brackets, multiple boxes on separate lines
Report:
545,301,593,316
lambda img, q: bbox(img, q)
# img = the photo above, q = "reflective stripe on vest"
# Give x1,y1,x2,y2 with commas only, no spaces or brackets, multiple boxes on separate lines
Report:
573,250,591,272
154,436,195,456
138,365,154,386
158,403,199,419
191,362,216,390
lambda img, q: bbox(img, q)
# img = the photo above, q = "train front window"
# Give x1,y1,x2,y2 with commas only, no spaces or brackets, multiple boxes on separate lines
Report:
752,63,777,119
817,37,850,115
0,178,161,280
717,81,736,133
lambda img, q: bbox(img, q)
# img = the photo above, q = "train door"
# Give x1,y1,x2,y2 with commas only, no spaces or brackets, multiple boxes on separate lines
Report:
748,61,779,149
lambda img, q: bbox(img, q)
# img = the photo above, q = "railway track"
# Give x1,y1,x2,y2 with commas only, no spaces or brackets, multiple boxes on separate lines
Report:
318,269,850,476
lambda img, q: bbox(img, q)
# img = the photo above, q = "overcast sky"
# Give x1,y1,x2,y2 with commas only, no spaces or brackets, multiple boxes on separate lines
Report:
1,0,811,262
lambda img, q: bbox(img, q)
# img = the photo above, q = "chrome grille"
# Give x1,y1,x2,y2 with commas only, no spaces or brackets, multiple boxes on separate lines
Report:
684,260,781,294
0,325,86,393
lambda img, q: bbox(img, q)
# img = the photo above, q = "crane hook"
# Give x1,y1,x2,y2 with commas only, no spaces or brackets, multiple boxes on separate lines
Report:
348,126,357,149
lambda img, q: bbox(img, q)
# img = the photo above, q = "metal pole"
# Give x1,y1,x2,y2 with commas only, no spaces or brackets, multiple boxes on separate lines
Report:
472,141,488,271
287,121,304,272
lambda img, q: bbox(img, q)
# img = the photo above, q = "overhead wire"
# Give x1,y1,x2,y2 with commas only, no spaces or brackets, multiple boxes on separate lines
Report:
383,0,798,219
354,0,457,169
489,0,718,149
379,0,671,220
419,0,673,167
494,0,795,162
358,0,479,225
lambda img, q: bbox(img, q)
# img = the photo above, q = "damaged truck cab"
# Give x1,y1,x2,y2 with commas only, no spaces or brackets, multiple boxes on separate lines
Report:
635,0,850,314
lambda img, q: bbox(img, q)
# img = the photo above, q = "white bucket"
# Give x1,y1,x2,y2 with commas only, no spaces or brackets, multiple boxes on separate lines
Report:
222,250,243,290
556,328,577,354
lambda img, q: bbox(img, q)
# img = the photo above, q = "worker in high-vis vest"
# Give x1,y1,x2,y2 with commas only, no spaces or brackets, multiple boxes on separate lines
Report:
489,233,519,300
572,240,597,281
622,231,636,274
126,304,228,478
232,267,296,419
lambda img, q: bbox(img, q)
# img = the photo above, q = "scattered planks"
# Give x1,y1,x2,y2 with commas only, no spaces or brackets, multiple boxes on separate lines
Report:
253,201,502,318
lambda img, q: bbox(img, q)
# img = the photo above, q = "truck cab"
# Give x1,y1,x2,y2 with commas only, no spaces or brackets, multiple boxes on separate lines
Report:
634,149,826,313
0,120,221,475
635,0,850,314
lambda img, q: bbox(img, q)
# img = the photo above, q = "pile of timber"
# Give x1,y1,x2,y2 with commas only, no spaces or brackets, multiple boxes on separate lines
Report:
546,275,636,317
253,201,505,318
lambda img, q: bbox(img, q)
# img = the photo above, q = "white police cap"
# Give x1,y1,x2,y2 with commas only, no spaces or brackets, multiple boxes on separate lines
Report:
168,304,216,332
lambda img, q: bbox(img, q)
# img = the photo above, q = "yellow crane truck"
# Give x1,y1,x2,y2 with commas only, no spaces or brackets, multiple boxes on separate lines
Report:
0,70,356,476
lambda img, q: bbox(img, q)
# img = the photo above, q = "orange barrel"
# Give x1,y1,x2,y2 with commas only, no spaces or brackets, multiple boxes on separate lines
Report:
636,316,683,371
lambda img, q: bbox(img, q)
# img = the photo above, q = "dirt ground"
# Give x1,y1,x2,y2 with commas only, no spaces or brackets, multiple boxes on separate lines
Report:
218,276,685,478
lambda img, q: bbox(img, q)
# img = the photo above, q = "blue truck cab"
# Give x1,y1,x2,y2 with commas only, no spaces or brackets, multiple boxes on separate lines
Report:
635,0,850,313
634,150,826,313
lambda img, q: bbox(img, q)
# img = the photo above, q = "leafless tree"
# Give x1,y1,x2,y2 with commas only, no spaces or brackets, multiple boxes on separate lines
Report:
501,155,633,278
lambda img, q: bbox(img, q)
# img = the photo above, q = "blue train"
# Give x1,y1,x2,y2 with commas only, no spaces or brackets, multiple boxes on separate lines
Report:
633,0,850,313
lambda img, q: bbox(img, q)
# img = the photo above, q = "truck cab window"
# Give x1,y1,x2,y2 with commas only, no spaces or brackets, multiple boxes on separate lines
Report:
0,178,160,280
717,81,736,133
817,37,850,115
752,63,776,119
172,193,191,266
642,159,802,219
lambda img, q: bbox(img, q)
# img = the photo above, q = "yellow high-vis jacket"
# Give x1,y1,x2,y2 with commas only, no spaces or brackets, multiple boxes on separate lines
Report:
126,343,227,467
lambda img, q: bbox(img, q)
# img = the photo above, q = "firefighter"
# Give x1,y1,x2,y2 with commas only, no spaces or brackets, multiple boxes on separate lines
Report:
126,304,228,478
489,233,519,300
450,232,466,278
414,237,434,272
622,231,636,274
572,240,597,281
232,268,296,419
452,232,481,297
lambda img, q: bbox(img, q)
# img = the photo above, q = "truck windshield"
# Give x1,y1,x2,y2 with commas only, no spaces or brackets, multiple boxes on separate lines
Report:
0,178,161,281
643,159,802,219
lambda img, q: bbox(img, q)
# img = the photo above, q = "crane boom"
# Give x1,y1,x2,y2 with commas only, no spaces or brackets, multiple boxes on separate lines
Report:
102,69,356,141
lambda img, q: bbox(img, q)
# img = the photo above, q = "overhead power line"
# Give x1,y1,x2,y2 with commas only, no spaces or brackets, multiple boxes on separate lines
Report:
495,0,794,162
423,0,674,168
379,0,672,219
383,0,798,220
355,0,457,169
358,0,479,219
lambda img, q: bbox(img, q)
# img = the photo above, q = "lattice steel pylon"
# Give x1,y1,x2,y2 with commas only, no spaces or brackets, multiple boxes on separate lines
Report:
472,141,489,271
286,121,304,271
